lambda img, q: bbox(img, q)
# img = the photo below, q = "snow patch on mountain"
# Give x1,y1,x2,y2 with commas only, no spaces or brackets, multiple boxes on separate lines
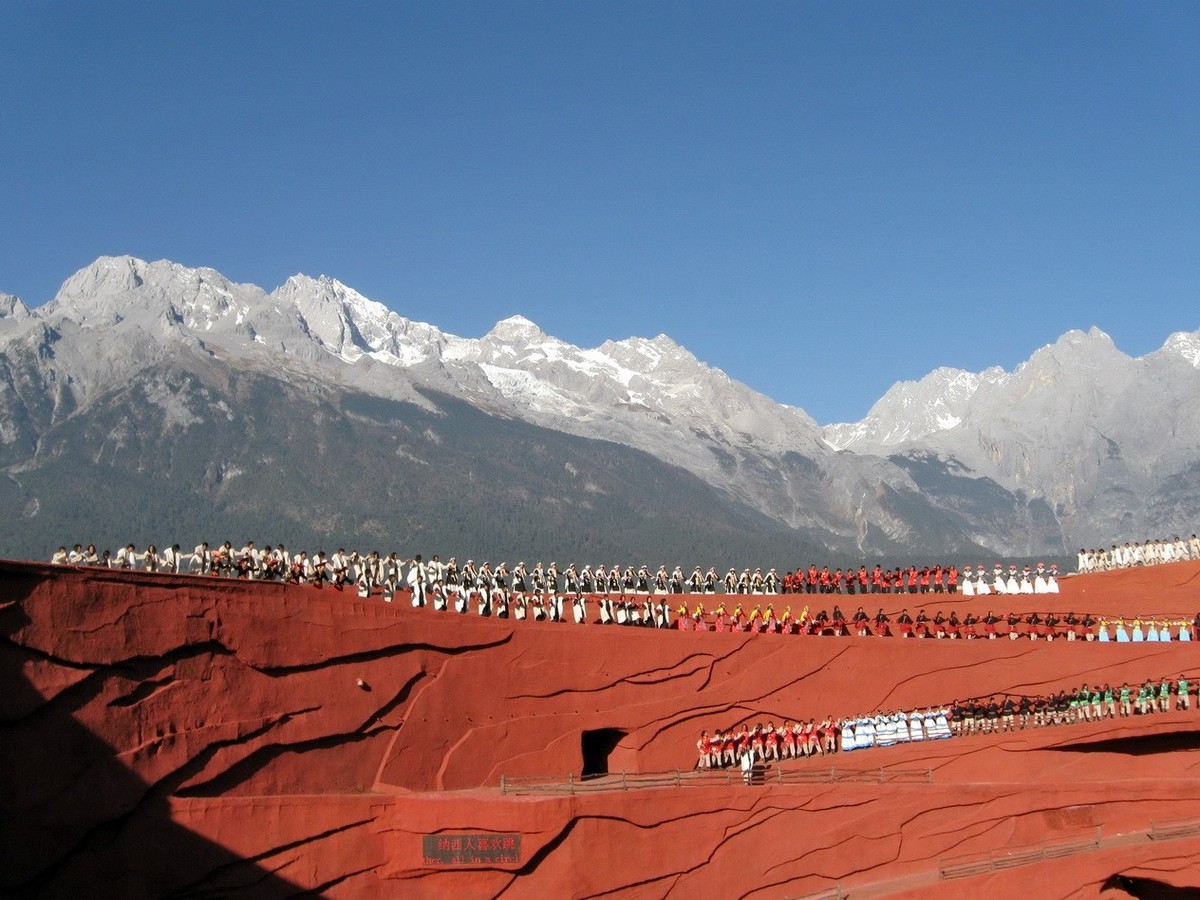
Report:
823,366,1008,451
0,294,31,321
1161,330,1200,368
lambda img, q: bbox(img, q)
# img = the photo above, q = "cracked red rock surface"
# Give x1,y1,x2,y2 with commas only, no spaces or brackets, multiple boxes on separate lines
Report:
3,559,1200,896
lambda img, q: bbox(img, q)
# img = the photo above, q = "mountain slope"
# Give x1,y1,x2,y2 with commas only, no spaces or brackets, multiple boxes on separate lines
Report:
0,357,830,565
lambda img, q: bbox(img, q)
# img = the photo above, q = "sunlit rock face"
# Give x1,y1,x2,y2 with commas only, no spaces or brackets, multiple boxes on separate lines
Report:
4,559,1200,896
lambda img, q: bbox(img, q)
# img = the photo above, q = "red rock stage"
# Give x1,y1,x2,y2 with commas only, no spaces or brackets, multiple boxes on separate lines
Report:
3,559,1200,897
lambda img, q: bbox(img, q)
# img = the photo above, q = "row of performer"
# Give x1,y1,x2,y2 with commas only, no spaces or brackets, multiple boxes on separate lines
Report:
696,709,953,769
1078,536,1200,573
1097,619,1196,642
51,541,1195,641
676,605,1200,642
949,677,1193,730
699,673,1195,768
383,589,1200,642
46,531,1200,592
49,542,1072,597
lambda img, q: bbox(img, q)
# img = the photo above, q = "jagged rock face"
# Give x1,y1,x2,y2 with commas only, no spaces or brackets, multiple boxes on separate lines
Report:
2,256,1196,557
4,560,1200,897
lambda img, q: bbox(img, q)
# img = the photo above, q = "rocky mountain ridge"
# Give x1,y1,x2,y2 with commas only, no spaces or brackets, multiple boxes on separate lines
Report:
1,255,1196,558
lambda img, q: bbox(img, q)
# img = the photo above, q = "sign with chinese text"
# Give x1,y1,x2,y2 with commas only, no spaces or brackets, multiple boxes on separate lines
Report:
423,833,521,866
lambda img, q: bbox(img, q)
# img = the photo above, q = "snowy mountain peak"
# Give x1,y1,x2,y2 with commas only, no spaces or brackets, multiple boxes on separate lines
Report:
275,273,376,310
56,254,147,300
822,364,1011,451
0,293,31,321
485,315,547,341
497,314,538,329
597,334,699,375
1046,326,1116,354
47,256,256,335
1014,326,1127,382
266,273,447,365
1161,330,1200,368
52,256,153,321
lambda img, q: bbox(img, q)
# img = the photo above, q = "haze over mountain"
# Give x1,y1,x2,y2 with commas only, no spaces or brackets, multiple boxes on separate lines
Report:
1,256,1196,563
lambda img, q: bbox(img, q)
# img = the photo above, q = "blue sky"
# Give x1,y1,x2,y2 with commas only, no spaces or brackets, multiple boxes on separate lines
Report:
2,2,1197,423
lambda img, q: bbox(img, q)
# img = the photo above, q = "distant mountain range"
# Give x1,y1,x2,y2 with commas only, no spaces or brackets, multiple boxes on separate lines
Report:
1,256,1196,564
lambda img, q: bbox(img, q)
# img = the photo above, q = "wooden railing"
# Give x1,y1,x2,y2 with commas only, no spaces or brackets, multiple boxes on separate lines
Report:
1149,816,1200,841
938,828,1102,879
500,765,932,795
787,886,844,900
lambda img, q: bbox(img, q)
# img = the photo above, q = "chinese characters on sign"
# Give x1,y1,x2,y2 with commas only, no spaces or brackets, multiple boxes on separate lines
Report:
423,833,522,866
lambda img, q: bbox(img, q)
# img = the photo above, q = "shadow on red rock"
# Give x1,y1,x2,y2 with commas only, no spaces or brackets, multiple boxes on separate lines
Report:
0,588,306,898
1102,873,1200,898
1047,729,1200,757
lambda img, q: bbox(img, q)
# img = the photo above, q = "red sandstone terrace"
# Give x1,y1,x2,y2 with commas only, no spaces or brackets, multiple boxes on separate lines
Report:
3,558,1200,897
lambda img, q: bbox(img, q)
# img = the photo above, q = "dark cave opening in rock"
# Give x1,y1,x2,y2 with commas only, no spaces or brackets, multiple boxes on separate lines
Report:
581,728,627,779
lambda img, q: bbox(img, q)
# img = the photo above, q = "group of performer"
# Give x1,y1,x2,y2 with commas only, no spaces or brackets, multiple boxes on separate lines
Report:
782,563,1066,596
949,676,1193,732
676,604,1199,642
44,526,1200,597
47,542,1070,599
1077,535,1200,573
42,542,1200,641
838,708,953,753
695,707,955,769
697,719,841,769
700,672,1195,771
1097,619,1195,643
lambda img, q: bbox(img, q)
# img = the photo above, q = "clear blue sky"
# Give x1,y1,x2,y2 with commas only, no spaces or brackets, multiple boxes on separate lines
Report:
2,2,1197,423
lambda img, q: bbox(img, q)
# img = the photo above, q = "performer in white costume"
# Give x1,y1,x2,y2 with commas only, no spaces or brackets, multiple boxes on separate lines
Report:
190,542,211,574
975,567,990,595
840,719,857,752
932,708,952,739
1005,565,1020,594
1033,563,1049,593
1019,566,1034,593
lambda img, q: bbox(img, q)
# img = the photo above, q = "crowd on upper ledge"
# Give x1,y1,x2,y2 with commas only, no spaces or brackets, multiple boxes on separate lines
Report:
1078,535,1200,573
43,531,1199,609
49,542,1072,596
41,538,1200,640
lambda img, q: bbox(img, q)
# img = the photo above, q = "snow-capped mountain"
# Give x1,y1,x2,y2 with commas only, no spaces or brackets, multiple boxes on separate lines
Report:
824,366,1012,452
3,257,838,527
1,255,1194,560
824,326,1200,545
1162,330,1200,369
